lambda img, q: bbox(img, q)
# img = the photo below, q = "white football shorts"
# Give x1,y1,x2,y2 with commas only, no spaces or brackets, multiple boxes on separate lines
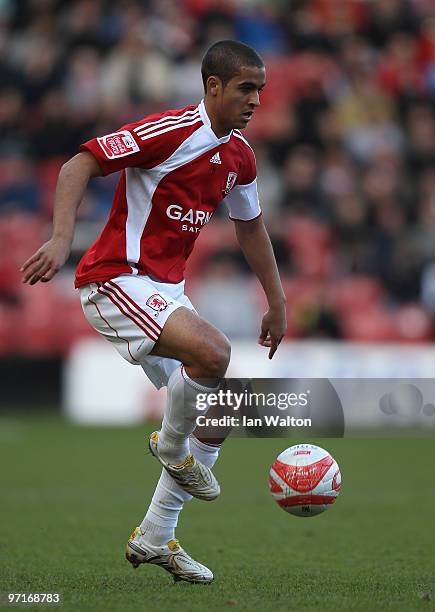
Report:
79,274,195,389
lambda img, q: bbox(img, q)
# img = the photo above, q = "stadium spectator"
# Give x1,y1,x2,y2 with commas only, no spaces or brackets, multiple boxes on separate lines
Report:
2,0,435,349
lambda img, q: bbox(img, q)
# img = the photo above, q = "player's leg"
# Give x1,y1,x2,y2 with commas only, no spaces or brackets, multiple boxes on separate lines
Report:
80,278,229,477
139,399,230,548
78,278,228,582
150,305,230,379
80,278,229,472
129,311,232,581
147,306,230,468
128,433,222,582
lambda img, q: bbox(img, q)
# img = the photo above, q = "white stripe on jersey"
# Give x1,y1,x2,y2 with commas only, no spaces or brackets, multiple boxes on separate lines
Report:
134,108,200,135
125,124,227,267
138,117,202,141
233,130,255,153
136,112,200,138
125,167,154,267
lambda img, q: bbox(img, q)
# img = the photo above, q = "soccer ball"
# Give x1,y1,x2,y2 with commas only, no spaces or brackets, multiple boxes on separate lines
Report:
269,444,341,517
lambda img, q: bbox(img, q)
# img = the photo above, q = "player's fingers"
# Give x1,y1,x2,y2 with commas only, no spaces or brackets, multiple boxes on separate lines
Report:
40,265,59,282
20,251,42,272
26,271,40,285
260,315,271,338
258,330,272,346
28,260,52,285
268,347,276,359
268,336,283,359
22,259,47,283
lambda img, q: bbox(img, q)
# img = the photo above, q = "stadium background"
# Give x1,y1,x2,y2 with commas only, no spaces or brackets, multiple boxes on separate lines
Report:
2,2,435,610
3,0,435,409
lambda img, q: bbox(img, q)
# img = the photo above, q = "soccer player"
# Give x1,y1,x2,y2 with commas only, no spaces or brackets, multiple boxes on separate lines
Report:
21,40,287,583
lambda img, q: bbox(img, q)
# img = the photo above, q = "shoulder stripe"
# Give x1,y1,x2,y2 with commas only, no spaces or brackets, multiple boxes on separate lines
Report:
233,130,254,152
139,117,202,141
136,111,200,137
134,109,199,135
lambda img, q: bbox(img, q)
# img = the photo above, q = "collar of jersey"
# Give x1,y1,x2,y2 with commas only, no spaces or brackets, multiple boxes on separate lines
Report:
198,99,233,144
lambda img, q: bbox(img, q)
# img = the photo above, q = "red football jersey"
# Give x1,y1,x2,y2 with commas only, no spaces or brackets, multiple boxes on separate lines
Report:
75,100,261,287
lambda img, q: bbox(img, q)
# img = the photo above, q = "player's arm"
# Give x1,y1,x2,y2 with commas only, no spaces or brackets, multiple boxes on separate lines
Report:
21,152,102,285
234,216,287,359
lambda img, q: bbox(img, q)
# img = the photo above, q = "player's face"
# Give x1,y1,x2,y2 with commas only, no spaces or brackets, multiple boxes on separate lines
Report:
218,65,266,131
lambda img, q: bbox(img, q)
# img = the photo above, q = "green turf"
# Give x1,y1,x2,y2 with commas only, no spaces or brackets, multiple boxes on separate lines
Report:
1,414,434,611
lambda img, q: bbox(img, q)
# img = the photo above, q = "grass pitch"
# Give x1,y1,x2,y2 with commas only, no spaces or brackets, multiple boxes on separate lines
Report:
1,414,434,612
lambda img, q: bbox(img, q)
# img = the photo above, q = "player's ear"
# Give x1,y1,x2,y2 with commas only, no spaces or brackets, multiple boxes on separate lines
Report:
207,76,222,97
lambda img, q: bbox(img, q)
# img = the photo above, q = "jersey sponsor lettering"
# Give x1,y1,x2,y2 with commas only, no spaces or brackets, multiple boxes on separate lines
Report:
166,204,212,233
97,130,140,159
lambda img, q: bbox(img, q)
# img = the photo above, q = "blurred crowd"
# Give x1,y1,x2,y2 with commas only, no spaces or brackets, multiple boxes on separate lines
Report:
2,0,435,354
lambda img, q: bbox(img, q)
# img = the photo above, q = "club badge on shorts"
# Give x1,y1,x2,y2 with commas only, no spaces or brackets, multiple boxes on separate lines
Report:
223,172,238,196
146,294,169,312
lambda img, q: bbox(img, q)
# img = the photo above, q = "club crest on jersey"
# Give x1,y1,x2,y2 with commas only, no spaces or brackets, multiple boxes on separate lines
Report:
97,130,139,159
146,294,168,312
223,172,238,195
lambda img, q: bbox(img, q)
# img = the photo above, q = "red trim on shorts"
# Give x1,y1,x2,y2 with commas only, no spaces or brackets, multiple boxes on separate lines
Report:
97,287,159,342
88,292,139,363
101,282,161,337
106,280,162,332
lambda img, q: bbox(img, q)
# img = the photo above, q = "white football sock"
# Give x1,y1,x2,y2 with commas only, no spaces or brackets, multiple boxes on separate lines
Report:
140,436,221,546
139,517,174,547
158,365,219,464
189,434,221,469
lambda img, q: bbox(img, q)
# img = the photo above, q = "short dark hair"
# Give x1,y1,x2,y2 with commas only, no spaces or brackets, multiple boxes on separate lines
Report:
201,40,264,92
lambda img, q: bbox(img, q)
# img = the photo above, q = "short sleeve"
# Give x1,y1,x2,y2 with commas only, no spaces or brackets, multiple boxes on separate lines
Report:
79,108,200,175
225,132,261,221
224,178,262,221
80,126,155,175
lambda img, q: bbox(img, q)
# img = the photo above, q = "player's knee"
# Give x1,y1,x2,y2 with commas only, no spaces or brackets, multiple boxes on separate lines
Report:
198,335,231,378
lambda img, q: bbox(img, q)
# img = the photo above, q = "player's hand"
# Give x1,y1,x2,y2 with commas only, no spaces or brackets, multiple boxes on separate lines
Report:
20,237,71,285
258,304,287,359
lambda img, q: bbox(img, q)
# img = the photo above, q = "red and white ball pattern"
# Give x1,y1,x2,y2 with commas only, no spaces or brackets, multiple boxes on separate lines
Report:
269,444,341,517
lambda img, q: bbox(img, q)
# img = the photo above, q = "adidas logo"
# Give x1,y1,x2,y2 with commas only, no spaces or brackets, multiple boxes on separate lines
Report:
210,152,221,164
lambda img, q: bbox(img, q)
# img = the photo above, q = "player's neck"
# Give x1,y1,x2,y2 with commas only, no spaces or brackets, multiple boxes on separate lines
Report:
204,99,231,139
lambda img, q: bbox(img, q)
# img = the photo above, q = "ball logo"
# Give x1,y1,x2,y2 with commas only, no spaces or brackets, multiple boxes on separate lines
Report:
273,455,334,492
97,130,139,159
146,294,168,312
